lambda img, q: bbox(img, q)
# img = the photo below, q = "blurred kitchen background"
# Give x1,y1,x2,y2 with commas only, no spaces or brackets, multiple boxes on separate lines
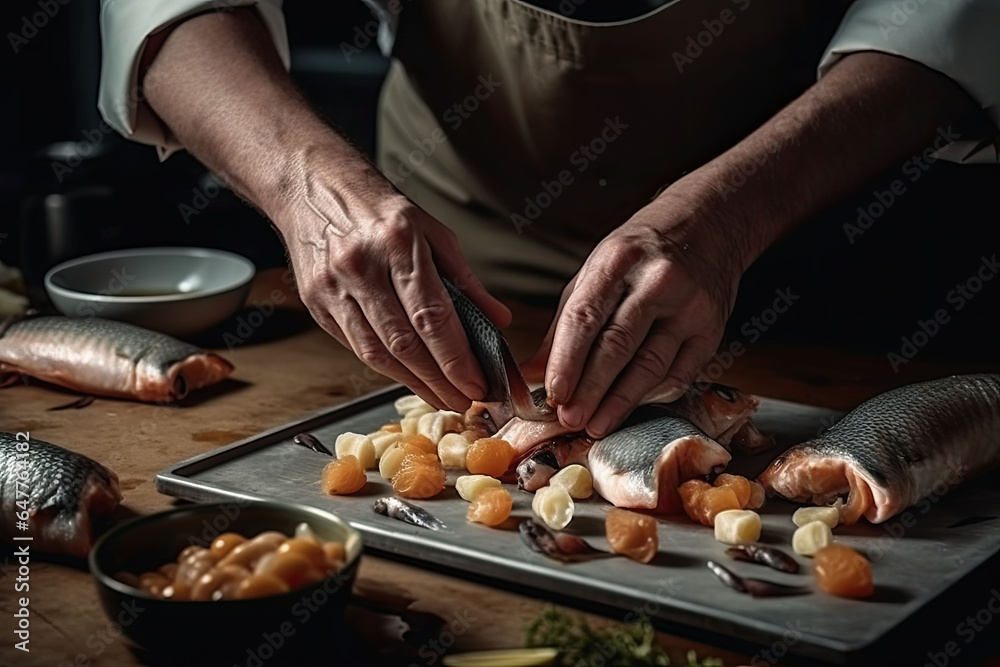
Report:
1,0,999,364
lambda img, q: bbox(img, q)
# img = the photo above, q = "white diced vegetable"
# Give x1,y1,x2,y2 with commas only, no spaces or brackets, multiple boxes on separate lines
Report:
418,410,464,444
455,475,501,501
792,520,833,556
394,394,431,416
439,433,471,469
334,433,376,469
792,506,839,529
400,416,420,437
548,465,593,499
371,431,403,459
713,509,762,545
532,486,574,531
379,444,407,479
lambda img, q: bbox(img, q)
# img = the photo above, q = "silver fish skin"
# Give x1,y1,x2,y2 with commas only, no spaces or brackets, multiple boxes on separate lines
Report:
443,279,551,424
1,432,121,557
588,416,730,513
758,374,1000,525
373,497,446,531
0,316,233,403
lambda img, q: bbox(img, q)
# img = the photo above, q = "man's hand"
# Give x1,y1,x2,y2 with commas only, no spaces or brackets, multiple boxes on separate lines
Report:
142,9,510,412
539,191,740,438
280,166,510,411
535,51,981,437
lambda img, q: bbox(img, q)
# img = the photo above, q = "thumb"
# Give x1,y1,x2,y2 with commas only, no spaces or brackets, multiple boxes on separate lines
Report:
427,226,512,329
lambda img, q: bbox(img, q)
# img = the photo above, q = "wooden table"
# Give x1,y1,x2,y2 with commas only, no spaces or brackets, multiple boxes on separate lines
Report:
1,271,992,666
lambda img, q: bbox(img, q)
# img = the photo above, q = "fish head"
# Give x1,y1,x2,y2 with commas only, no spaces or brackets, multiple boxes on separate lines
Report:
661,383,767,448
516,447,560,491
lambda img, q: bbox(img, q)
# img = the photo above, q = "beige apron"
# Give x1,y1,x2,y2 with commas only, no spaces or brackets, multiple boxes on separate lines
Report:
378,0,841,298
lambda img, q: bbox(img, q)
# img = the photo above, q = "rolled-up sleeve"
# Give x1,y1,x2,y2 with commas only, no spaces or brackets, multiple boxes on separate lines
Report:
819,0,1000,163
98,0,290,159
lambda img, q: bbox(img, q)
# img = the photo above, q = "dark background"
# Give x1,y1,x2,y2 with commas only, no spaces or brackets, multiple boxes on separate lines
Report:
0,0,998,366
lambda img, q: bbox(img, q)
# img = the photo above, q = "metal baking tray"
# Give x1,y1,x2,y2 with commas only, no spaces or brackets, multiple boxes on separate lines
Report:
157,385,1000,664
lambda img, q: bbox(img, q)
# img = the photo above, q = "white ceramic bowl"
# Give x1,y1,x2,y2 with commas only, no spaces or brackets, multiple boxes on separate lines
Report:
45,247,255,338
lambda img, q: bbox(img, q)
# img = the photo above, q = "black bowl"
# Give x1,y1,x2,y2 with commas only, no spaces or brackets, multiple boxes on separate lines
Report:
88,501,362,662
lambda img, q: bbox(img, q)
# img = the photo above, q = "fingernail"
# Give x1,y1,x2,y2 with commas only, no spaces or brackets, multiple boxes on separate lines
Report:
588,415,612,439
659,386,686,403
548,375,568,404
464,382,487,401
560,404,583,429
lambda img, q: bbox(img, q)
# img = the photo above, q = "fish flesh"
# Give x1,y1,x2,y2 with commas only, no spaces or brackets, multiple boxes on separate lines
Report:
516,435,593,491
0,315,233,403
373,497,446,531
727,543,800,574
518,519,609,563
1,432,121,558
758,374,1000,525
706,560,808,598
587,417,731,513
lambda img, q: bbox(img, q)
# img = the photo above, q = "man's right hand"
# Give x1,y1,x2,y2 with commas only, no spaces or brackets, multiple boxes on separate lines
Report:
141,8,509,412
277,165,511,412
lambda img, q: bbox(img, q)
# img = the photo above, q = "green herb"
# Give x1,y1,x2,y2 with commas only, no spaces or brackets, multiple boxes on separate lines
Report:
524,607,725,667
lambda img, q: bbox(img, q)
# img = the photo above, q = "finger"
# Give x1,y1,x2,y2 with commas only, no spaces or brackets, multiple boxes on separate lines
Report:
355,272,473,410
425,223,512,328
545,264,624,407
526,275,576,386
391,234,488,401
329,297,448,410
584,326,686,438
557,296,658,431
661,334,719,392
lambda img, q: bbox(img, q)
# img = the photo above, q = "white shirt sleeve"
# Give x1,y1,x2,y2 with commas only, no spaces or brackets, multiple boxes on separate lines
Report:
819,0,1000,164
98,0,291,160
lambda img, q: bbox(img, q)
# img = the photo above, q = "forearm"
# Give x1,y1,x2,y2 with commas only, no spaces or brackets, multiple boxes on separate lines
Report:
142,9,392,231
671,52,981,271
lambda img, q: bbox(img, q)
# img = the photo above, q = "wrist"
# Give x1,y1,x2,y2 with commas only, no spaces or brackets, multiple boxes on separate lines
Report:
262,131,403,240
644,165,764,282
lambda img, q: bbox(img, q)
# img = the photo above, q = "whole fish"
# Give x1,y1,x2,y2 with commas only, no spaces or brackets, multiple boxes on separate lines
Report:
0,315,233,403
758,374,1000,525
587,416,731,513
1,432,122,558
373,497,446,531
